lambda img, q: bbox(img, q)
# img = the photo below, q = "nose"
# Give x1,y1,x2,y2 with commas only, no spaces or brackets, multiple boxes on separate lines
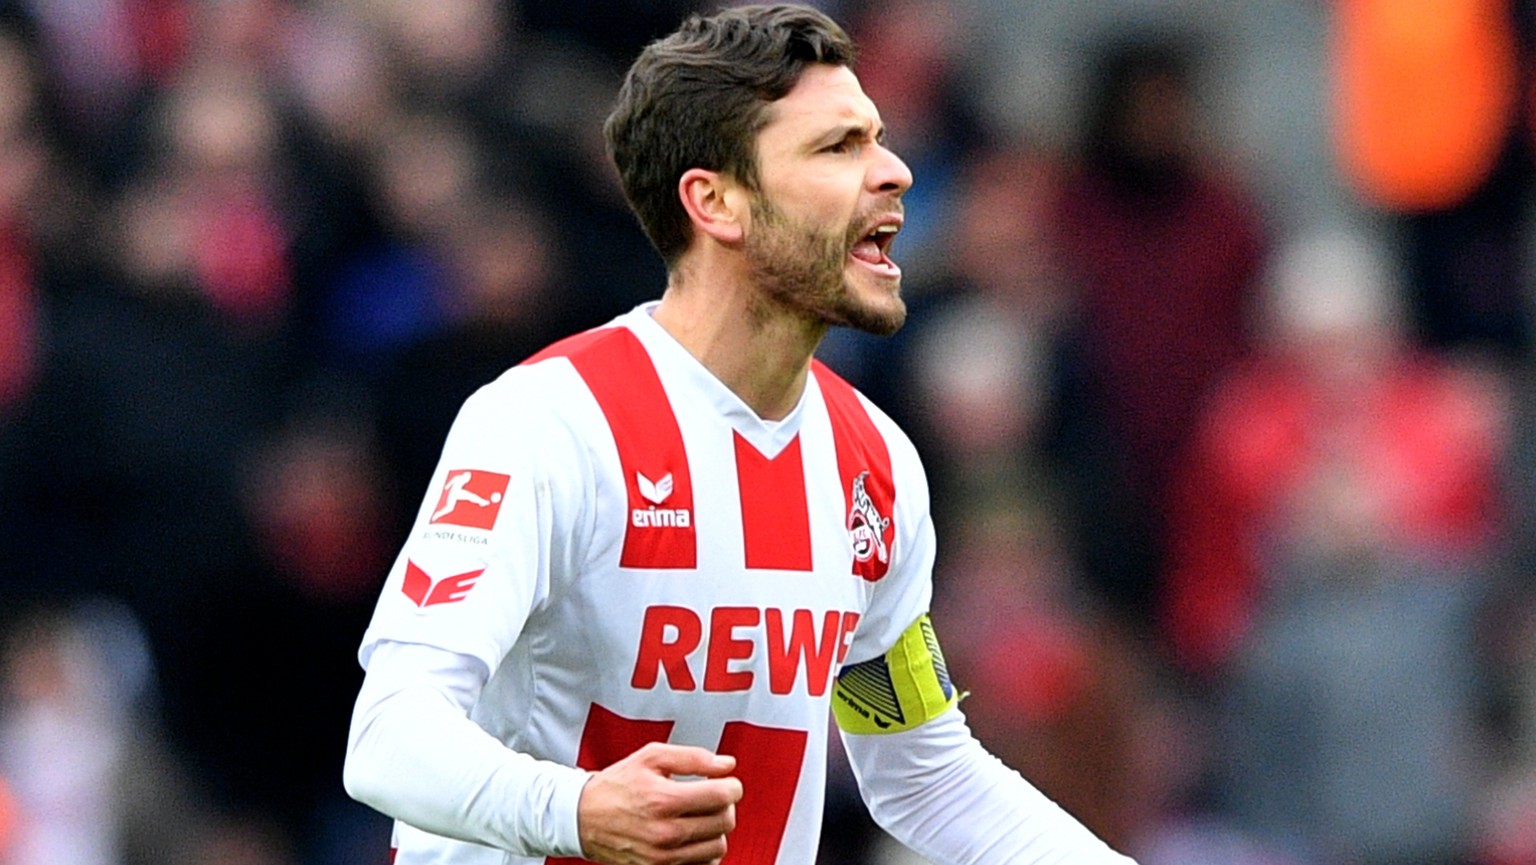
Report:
871,143,914,196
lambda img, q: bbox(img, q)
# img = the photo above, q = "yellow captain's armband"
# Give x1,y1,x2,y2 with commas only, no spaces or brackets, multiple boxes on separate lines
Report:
833,614,960,734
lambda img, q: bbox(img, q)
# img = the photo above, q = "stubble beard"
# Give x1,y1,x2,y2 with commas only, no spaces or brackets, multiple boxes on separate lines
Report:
744,196,906,337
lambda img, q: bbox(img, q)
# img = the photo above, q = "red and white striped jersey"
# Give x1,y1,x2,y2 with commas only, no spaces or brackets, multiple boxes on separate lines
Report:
359,304,937,865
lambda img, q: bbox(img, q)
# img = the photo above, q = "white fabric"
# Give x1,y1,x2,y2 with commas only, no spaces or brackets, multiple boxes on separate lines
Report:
344,303,1135,864
843,707,1137,865
348,304,934,864
344,640,589,857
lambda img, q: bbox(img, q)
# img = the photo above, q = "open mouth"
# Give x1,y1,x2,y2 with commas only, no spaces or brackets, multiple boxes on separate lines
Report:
850,220,901,276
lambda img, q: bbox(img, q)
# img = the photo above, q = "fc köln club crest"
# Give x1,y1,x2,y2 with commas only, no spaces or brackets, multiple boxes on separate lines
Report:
847,470,890,564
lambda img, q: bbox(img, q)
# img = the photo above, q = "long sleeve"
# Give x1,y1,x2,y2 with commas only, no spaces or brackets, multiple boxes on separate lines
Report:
343,639,591,858
842,706,1137,865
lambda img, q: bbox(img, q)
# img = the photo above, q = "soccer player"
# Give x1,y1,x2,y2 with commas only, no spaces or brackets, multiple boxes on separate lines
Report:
343,5,1139,864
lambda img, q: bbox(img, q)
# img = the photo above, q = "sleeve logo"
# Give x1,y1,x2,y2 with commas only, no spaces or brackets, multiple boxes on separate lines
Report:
402,560,485,607
430,469,511,530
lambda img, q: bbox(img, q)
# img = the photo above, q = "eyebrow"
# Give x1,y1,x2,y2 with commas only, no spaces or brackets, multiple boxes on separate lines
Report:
813,121,887,150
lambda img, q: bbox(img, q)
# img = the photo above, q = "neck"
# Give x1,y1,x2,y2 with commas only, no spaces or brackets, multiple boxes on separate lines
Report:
651,255,826,421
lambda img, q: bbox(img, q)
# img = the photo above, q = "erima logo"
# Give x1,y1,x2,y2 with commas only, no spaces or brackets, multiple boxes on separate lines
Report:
847,471,890,564
633,471,691,528
401,560,484,607
637,471,674,505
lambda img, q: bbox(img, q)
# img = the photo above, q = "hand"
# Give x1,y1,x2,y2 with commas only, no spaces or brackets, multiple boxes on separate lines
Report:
576,742,743,865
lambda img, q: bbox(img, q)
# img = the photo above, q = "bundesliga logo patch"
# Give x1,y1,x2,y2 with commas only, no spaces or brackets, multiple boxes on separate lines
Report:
430,469,511,530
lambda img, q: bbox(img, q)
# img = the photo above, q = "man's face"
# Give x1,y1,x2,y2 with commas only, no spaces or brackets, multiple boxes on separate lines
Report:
742,63,913,335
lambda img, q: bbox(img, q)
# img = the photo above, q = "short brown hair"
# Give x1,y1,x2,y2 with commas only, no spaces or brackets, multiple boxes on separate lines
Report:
604,4,856,265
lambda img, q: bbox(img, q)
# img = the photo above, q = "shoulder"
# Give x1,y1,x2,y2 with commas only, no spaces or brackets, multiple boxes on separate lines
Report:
446,329,642,459
476,324,644,412
813,360,924,471
469,359,583,426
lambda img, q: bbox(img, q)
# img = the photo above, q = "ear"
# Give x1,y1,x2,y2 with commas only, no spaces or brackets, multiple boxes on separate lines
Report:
678,168,746,246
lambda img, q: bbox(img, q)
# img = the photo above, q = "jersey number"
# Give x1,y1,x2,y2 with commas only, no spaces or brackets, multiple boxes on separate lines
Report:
546,703,808,865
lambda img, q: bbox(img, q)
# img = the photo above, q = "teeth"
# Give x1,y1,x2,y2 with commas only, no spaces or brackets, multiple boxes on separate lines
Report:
873,225,898,235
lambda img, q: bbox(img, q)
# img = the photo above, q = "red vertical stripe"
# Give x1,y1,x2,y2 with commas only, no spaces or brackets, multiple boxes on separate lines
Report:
570,702,677,772
813,362,896,582
531,328,696,569
734,432,813,571
715,721,808,865
546,704,677,865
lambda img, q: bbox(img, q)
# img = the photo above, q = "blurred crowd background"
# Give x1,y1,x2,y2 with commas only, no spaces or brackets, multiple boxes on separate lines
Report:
2,0,1536,863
